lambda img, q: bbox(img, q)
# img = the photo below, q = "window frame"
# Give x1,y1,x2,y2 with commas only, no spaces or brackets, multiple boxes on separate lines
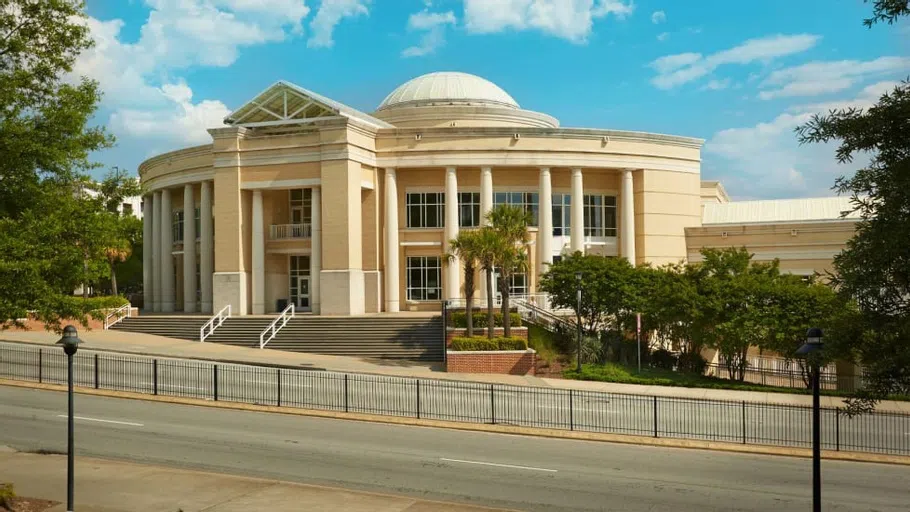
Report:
406,192,445,229
406,256,442,301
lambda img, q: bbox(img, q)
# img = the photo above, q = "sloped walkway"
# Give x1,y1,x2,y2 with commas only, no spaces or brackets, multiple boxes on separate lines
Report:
3,329,908,413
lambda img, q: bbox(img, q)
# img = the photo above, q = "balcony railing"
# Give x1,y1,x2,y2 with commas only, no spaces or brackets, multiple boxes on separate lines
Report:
270,223,311,240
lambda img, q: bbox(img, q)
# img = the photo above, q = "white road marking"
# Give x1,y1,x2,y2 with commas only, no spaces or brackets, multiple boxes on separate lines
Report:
57,415,144,427
440,458,557,473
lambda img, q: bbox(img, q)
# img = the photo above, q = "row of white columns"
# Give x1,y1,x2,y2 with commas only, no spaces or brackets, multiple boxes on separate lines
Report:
142,182,214,314
381,167,637,313
250,187,322,315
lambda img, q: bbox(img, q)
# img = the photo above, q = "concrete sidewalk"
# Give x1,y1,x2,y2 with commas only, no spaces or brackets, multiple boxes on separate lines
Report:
0,447,513,512
4,330,908,413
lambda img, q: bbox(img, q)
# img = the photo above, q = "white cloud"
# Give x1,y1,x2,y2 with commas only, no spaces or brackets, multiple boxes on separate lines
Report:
656,31,669,42
402,10,457,58
73,0,313,149
651,10,665,24
307,0,370,48
704,81,898,199
757,56,910,100
701,78,731,91
650,33,820,89
463,0,634,43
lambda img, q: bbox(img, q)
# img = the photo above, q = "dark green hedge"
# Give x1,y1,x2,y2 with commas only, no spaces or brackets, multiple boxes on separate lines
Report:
450,336,529,351
451,311,522,328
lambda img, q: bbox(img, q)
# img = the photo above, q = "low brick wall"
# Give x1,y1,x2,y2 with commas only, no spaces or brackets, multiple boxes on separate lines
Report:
446,327,528,346
6,308,137,332
446,349,536,376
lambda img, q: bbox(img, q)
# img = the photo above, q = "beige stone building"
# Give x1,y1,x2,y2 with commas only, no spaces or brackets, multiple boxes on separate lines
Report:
138,72,856,317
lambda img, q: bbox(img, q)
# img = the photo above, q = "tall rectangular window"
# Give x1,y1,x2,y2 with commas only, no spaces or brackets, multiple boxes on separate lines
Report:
552,194,571,236
406,256,441,301
458,192,481,227
583,194,617,236
290,189,312,225
494,192,539,226
194,207,201,240
406,192,444,228
173,210,184,242
508,273,528,296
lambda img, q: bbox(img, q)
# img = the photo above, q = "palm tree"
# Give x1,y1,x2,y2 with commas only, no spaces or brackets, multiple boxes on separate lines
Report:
487,205,532,338
474,227,501,339
104,243,131,296
448,230,482,338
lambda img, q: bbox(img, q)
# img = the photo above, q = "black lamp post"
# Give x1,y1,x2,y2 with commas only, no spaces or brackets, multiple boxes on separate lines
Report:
575,271,583,372
797,327,824,512
56,325,82,512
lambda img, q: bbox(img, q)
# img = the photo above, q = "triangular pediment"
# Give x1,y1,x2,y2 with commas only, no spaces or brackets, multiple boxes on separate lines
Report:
224,81,393,129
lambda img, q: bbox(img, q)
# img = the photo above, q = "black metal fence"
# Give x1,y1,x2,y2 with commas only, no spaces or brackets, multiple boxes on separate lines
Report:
704,362,864,392
1,342,907,456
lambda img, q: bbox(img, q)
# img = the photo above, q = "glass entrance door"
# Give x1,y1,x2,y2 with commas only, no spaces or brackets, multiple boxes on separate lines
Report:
289,255,311,311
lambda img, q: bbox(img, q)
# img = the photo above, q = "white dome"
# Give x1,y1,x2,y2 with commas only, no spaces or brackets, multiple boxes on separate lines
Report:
377,72,519,111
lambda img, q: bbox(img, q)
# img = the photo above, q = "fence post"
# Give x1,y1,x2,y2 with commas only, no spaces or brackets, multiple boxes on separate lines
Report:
568,390,575,431
442,301,448,365
94,353,99,389
490,384,496,425
277,369,282,407
653,396,658,438
742,401,747,444
416,379,421,419
344,374,349,413
213,364,219,401
38,349,43,383
153,359,158,396
836,407,840,452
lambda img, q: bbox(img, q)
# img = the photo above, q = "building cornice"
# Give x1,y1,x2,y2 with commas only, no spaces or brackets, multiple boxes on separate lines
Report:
376,126,704,149
138,144,213,177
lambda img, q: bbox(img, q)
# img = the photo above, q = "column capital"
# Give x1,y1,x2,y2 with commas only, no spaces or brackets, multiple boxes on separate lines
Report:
539,167,551,174
446,166,457,174
384,167,396,176
571,168,583,176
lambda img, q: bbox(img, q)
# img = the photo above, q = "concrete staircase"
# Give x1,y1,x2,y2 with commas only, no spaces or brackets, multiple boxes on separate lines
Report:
267,316,444,361
110,316,208,341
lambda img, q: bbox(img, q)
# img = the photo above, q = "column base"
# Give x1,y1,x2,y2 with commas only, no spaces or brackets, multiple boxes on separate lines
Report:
200,301,213,315
213,271,249,316
319,270,365,315
161,301,175,313
364,270,381,314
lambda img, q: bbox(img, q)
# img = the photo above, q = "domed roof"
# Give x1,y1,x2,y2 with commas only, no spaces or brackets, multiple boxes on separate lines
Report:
377,72,519,111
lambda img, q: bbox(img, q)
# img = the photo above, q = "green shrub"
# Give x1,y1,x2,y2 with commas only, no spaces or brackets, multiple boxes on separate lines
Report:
451,311,522,328
450,336,528,351
677,352,708,375
650,349,677,370
0,482,15,510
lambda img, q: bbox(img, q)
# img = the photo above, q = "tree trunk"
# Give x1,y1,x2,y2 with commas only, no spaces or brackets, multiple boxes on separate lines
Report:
500,275,511,338
464,266,474,338
486,268,494,339
82,258,89,300
110,259,119,296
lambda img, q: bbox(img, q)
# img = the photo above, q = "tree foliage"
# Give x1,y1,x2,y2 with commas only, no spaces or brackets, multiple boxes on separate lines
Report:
486,204,532,338
796,2,910,410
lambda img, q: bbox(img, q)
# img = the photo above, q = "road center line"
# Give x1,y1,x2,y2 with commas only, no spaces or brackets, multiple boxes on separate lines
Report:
56,415,144,427
439,458,557,473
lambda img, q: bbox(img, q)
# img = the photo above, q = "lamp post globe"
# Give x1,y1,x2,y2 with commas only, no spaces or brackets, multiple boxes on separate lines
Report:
56,325,83,512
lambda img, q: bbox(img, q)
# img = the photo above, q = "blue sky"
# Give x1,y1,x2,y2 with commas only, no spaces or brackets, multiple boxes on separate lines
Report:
81,0,908,200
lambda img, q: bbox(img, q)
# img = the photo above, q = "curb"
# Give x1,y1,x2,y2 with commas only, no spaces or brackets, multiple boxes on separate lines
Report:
2,378,908,466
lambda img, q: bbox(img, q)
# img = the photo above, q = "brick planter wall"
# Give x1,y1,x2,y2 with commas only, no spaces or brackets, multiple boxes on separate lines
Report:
446,349,536,375
446,327,528,346
6,308,136,332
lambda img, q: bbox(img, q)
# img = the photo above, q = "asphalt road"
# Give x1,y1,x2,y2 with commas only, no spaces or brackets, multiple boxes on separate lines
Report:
1,343,907,455
0,386,908,512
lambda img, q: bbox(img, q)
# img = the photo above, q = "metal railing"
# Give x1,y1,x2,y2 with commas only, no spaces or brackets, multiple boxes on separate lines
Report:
0,341,906,456
269,223,311,240
705,362,865,393
200,305,231,343
103,304,133,330
259,303,295,349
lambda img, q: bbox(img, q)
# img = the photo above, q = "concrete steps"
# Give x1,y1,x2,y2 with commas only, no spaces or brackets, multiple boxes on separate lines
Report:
110,316,208,341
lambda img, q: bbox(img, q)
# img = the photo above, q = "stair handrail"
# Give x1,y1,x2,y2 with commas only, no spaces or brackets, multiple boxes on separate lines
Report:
104,303,133,330
259,302,295,349
200,304,231,343
513,296,573,331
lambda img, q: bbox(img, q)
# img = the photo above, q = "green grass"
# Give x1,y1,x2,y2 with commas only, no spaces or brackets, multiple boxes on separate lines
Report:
528,324,563,364
564,363,881,399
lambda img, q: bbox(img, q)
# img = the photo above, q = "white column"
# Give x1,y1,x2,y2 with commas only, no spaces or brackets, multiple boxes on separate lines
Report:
570,168,584,254
251,189,265,315
151,192,161,312
480,166,493,226
538,168,553,276
621,169,637,265
142,196,153,311
182,184,197,313
310,187,322,314
383,169,399,313
160,188,175,312
199,181,214,314
444,166,460,300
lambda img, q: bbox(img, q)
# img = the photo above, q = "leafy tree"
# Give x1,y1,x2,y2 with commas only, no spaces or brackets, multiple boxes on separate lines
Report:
486,204,532,338
448,229,483,338
796,2,910,410
93,168,142,296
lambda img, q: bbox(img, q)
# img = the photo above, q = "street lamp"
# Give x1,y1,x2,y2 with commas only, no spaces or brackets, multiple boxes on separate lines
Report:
797,327,824,512
56,325,82,512
575,271,583,372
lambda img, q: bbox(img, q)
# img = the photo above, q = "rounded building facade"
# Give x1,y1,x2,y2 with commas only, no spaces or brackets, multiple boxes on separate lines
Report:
139,72,704,316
